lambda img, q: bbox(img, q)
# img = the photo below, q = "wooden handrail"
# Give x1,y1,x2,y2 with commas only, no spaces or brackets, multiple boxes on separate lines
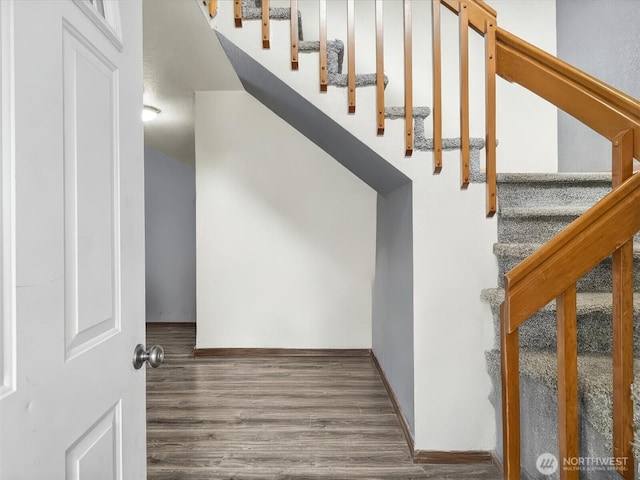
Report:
496,28,640,160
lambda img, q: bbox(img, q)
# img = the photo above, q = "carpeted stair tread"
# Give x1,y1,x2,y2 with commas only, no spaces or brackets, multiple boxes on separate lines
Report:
497,172,613,184
298,40,322,51
482,288,640,355
486,349,640,452
496,173,611,209
382,105,486,155
499,205,588,217
413,133,485,152
493,242,640,292
493,242,549,257
497,205,640,243
494,241,640,259
497,205,585,243
242,6,293,20
384,106,431,119
240,0,304,41
482,287,640,312
298,39,384,88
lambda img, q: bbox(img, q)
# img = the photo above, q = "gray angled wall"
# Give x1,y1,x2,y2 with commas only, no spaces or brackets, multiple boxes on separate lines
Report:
556,0,640,172
372,183,415,436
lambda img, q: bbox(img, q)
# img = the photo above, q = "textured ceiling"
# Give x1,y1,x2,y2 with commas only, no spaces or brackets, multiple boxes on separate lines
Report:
143,0,242,167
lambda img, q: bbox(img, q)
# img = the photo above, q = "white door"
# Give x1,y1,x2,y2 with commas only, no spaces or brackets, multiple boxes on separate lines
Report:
0,1,147,478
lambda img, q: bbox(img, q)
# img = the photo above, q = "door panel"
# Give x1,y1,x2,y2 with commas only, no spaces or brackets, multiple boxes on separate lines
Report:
0,1,145,478
63,22,120,360
65,401,122,480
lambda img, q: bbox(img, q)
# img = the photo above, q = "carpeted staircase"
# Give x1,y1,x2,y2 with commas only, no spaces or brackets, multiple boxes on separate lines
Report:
218,1,640,477
482,173,640,479
240,0,487,162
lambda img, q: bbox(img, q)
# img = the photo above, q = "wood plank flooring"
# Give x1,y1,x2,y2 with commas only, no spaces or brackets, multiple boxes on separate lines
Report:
146,323,501,479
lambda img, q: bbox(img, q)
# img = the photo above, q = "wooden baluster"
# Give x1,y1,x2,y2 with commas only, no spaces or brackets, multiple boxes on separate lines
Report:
432,0,442,173
404,0,413,156
612,129,635,479
375,0,384,134
557,285,579,480
347,0,356,113
501,303,521,480
484,19,496,216
319,0,327,92
208,0,217,18
459,2,470,188
262,0,270,48
290,0,299,70
234,0,242,27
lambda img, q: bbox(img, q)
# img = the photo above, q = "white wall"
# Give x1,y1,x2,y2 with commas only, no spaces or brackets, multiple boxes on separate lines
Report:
211,0,557,450
144,147,196,323
489,0,558,173
195,90,377,349
411,159,497,451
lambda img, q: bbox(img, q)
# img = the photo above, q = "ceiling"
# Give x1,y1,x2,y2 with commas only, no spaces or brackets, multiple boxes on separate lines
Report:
143,0,242,167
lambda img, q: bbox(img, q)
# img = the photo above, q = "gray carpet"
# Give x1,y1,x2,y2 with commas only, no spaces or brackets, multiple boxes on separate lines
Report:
484,173,640,472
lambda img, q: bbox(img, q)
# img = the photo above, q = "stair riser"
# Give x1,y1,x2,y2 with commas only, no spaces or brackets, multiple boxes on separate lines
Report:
497,182,610,209
487,304,640,355
488,371,627,480
498,214,580,243
499,215,640,244
497,255,640,292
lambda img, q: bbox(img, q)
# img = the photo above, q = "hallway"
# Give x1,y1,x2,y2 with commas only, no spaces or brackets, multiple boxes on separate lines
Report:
146,324,500,479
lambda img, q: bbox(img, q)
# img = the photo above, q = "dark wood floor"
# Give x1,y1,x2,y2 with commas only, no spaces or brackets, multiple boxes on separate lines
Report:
146,323,501,479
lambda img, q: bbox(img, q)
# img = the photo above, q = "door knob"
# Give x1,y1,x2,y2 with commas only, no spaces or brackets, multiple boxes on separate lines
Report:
133,344,164,369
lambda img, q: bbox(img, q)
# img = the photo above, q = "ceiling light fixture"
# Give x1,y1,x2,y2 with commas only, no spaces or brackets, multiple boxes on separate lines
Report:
142,105,161,122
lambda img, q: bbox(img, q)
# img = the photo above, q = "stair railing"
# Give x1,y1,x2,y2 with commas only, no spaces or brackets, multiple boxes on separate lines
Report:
495,26,640,480
202,1,640,478
209,0,500,216
436,0,497,214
